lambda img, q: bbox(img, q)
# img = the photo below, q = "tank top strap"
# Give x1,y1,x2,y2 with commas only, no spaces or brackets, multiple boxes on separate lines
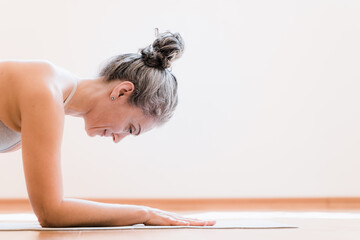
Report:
63,80,77,107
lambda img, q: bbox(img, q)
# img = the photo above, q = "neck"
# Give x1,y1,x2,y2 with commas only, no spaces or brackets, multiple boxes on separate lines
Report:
64,77,107,117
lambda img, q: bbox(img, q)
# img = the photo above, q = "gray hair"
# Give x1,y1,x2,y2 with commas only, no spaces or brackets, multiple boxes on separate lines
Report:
99,31,185,125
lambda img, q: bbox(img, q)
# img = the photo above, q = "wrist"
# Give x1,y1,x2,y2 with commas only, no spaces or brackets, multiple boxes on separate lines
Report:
138,206,151,224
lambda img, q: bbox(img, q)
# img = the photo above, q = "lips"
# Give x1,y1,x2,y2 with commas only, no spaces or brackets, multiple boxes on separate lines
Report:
105,130,112,137
101,129,106,137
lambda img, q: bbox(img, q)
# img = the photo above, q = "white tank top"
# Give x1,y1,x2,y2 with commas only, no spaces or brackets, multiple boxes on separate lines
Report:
0,81,77,153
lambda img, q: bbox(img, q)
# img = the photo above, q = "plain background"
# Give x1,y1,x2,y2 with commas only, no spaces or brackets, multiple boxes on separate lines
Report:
0,0,359,199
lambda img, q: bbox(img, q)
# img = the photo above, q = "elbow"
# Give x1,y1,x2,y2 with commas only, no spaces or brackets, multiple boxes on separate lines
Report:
38,216,52,228
35,202,63,227
37,212,60,228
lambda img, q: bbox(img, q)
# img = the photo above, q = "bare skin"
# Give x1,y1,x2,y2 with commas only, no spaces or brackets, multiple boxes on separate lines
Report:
0,60,216,227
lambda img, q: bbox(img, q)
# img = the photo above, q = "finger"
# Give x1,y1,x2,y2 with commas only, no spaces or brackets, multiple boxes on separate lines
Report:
171,220,191,226
144,212,176,226
162,212,216,226
182,218,217,226
162,214,199,226
205,220,217,226
150,209,216,226
155,213,191,226
174,215,215,224
166,216,191,226
187,220,210,226
160,211,202,221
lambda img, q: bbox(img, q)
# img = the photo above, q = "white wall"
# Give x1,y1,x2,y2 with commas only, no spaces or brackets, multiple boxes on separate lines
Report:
0,0,359,199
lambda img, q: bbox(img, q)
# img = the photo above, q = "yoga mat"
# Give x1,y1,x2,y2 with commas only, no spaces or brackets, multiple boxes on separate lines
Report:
0,213,297,231
0,220,297,231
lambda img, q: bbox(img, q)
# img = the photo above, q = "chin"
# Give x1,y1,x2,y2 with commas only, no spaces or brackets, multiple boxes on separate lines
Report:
86,129,96,137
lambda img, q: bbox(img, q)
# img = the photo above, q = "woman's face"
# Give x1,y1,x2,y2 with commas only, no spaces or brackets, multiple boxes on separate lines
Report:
83,81,157,143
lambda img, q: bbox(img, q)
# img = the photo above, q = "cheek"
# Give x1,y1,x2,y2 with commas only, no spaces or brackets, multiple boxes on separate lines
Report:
110,116,127,131
113,123,126,133
88,111,113,127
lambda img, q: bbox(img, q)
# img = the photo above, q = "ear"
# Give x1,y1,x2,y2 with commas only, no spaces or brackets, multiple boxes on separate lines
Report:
110,81,135,101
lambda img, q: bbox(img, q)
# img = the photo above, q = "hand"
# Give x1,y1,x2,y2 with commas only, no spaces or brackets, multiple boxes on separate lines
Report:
143,207,216,226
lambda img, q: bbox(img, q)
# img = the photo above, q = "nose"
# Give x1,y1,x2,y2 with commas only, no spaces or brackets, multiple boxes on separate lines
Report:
112,133,129,143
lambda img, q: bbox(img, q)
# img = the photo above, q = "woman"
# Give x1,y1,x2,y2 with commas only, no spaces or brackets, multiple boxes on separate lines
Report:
0,31,215,227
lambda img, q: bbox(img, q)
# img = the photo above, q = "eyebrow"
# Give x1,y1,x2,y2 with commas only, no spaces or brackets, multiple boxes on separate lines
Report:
134,124,141,136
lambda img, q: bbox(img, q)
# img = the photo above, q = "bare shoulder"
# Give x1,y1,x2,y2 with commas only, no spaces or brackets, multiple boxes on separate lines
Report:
0,59,56,95
0,59,56,74
0,60,65,131
11,61,59,110
1,60,58,94
17,61,65,119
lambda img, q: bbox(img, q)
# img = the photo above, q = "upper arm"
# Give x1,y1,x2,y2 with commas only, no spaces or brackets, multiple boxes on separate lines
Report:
20,88,65,223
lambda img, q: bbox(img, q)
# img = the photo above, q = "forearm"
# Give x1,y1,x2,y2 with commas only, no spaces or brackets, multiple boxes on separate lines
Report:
40,198,149,227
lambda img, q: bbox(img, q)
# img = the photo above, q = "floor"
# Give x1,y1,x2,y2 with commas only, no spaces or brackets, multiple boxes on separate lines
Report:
0,210,359,239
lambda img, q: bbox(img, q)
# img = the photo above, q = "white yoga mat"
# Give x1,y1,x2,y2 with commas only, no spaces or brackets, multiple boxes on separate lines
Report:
0,220,297,231
0,213,297,231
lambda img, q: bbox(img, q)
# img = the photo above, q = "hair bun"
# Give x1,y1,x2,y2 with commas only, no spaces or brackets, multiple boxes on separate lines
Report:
141,31,185,69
